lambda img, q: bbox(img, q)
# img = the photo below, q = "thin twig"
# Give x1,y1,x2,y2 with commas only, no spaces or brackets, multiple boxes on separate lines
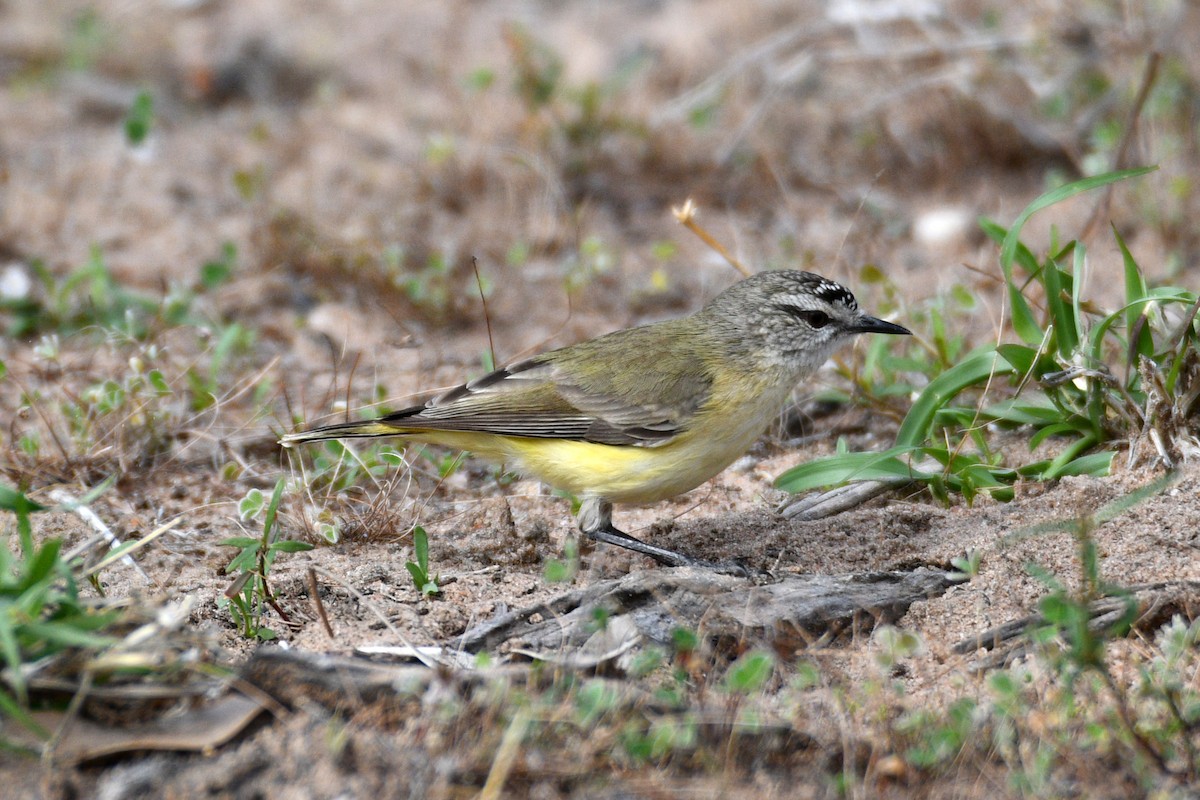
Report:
311,566,439,668
307,567,335,640
479,707,531,800
1081,52,1161,242
672,199,751,277
49,489,152,583
472,256,498,369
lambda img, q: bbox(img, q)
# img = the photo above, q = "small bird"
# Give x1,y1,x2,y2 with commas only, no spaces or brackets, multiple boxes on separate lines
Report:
281,270,910,569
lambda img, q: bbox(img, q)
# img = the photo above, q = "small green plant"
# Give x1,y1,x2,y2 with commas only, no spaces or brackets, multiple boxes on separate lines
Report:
1013,476,1177,677
199,241,238,291
404,526,440,598
184,321,255,411
899,477,1197,784
502,24,646,166
948,549,982,580
0,248,156,338
617,714,699,765
219,478,313,640
872,626,924,672
123,90,154,145
0,483,121,740
895,697,978,769
543,537,579,583
778,166,1189,504
724,650,775,695
1,244,238,340
56,344,176,461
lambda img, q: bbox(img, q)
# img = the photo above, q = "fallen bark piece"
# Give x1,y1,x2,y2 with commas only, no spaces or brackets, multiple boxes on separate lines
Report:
952,580,1200,671
459,566,956,654
11,695,265,764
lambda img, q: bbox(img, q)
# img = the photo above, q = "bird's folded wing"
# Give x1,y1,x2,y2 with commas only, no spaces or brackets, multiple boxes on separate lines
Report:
380,356,711,446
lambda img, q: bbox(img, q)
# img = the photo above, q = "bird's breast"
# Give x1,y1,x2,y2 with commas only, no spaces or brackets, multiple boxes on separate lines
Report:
505,370,796,504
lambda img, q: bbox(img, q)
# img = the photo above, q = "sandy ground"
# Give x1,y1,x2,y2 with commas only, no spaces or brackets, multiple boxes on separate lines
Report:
1,1,1199,797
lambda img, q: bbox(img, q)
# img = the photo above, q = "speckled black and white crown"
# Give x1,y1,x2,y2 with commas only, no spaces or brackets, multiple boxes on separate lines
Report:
799,271,858,310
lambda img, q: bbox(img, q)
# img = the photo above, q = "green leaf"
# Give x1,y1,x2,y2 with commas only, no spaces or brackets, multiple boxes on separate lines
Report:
984,399,1066,426
1112,226,1154,363
1071,242,1087,357
200,262,231,290
983,220,1044,345
1041,434,1100,480
123,90,154,145
725,650,774,694
218,537,261,549
22,621,114,650
775,446,924,494
268,540,314,554
0,485,46,515
262,477,286,540
225,550,258,575
413,526,429,570
237,489,264,521
200,242,237,289
1006,279,1045,346
404,562,427,587
20,540,63,592
1042,257,1077,357
999,167,1157,272
543,558,571,583
1029,421,1083,450
994,343,1039,376
147,369,171,395
671,627,699,653
896,350,1015,448
0,610,25,701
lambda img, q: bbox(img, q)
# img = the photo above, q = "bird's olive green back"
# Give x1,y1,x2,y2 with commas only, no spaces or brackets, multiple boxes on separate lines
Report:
380,318,716,446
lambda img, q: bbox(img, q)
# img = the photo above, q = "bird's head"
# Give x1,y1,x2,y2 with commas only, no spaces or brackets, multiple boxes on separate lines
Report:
702,270,911,375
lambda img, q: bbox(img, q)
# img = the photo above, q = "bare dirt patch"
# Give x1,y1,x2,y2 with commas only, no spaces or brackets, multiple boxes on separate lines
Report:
2,1,1199,798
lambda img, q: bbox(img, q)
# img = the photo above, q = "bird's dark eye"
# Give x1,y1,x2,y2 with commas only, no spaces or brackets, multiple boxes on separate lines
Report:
781,306,831,329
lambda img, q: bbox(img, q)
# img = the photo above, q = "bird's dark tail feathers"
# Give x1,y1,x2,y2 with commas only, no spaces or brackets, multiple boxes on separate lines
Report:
279,419,410,447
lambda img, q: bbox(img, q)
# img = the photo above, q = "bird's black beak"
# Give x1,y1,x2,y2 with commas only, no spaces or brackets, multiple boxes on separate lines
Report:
850,315,911,336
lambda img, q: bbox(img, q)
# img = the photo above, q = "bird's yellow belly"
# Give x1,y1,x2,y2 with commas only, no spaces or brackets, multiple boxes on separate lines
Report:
506,429,759,503
410,388,784,504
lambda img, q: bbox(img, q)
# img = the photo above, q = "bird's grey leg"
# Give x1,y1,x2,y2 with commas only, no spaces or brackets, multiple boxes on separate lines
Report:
577,497,744,571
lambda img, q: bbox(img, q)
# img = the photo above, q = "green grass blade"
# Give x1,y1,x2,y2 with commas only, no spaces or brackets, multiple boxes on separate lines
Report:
0,609,25,702
1091,471,1180,523
0,685,49,740
1052,451,1115,478
999,167,1157,271
896,350,1015,448
774,446,925,493
413,526,429,570
1112,226,1154,363
1071,242,1087,356
981,220,1044,344
1041,434,1100,480
405,561,427,587
1042,257,1077,357
262,477,286,542
21,621,115,650
18,540,63,592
